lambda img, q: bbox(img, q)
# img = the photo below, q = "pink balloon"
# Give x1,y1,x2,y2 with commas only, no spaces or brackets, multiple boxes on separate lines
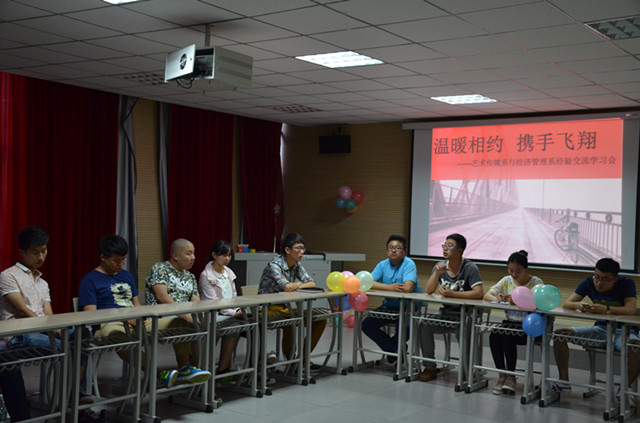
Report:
345,314,355,328
349,291,369,311
511,286,536,310
338,185,352,200
342,271,354,277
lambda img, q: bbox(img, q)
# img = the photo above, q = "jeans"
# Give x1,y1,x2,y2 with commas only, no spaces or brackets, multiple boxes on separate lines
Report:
8,326,76,350
362,305,407,353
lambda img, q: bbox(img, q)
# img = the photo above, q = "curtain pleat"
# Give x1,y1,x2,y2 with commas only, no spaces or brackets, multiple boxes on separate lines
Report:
116,95,139,282
167,105,234,273
239,117,284,253
0,72,119,312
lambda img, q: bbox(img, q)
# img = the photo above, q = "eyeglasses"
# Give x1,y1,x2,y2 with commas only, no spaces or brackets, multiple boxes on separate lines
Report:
387,246,405,252
441,244,459,250
292,246,306,252
593,274,614,283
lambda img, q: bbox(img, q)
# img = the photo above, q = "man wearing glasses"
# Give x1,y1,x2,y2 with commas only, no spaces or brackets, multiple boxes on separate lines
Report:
362,234,417,364
258,233,326,370
418,233,483,382
552,258,640,393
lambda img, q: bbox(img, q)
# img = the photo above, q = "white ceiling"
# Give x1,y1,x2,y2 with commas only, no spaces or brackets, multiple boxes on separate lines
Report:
2,0,640,126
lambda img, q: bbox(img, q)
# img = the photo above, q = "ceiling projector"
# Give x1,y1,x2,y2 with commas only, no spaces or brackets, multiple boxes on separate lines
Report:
164,44,253,89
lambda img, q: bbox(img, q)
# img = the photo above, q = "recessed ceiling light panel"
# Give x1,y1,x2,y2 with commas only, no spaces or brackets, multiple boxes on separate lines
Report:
430,94,497,105
102,0,140,4
266,104,321,113
296,51,383,68
586,16,640,40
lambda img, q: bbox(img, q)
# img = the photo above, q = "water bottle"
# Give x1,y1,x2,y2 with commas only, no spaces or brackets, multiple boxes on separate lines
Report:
0,393,10,422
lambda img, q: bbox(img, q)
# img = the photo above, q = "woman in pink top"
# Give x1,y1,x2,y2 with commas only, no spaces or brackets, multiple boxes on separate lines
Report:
199,240,243,374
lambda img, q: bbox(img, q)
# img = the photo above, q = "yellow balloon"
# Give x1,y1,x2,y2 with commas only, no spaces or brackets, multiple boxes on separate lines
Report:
326,271,345,292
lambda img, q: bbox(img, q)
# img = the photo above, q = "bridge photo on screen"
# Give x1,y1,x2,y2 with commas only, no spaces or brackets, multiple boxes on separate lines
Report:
408,113,640,272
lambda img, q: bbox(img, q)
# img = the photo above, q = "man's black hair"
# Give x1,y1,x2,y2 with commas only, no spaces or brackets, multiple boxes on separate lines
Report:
17,226,49,251
99,235,128,258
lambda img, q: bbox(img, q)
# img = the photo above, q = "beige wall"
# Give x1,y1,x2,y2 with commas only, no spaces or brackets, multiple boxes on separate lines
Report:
133,99,163,289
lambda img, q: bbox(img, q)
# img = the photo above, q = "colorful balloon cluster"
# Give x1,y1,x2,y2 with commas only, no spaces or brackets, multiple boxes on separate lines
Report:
511,284,562,337
334,185,364,214
326,270,373,325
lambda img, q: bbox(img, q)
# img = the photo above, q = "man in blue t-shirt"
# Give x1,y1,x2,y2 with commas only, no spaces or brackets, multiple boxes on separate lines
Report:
552,258,640,393
362,234,417,362
78,235,209,389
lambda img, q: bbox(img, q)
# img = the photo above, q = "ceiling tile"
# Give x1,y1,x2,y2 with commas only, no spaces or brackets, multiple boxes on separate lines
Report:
461,3,574,33
500,25,601,49
0,22,72,45
251,36,338,56
382,16,487,43
126,0,241,24
17,15,121,39
256,5,365,34
199,18,297,43
312,27,409,50
328,0,447,24
548,0,640,23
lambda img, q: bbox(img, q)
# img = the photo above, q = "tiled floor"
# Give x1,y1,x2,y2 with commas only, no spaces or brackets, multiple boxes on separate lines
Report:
23,325,636,422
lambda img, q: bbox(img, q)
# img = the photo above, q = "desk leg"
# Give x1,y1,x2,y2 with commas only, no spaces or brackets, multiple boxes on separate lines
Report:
393,300,406,381
539,315,558,407
304,299,313,385
455,305,467,392
466,307,487,393
520,335,540,404
145,317,160,422
619,326,633,422
260,307,269,396
296,300,305,386
406,300,416,382
604,321,619,421
60,328,69,423
207,311,218,407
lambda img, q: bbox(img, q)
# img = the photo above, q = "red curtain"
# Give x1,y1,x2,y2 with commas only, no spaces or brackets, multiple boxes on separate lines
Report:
239,117,284,253
0,73,119,312
168,105,234,274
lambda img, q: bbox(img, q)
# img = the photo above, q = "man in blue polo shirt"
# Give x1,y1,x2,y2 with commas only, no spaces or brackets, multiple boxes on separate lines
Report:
362,234,417,363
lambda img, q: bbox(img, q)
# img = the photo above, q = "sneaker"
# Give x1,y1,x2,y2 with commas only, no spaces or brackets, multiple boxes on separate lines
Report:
78,409,103,423
419,367,437,382
176,365,211,385
616,392,636,408
266,350,278,365
159,369,178,388
310,362,322,373
79,391,95,405
493,374,507,395
551,381,571,394
502,375,516,394
386,355,397,365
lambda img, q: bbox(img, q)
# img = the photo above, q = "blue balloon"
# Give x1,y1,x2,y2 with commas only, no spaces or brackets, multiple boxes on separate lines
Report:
342,294,351,311
335,197,346,209
522,312,545,337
